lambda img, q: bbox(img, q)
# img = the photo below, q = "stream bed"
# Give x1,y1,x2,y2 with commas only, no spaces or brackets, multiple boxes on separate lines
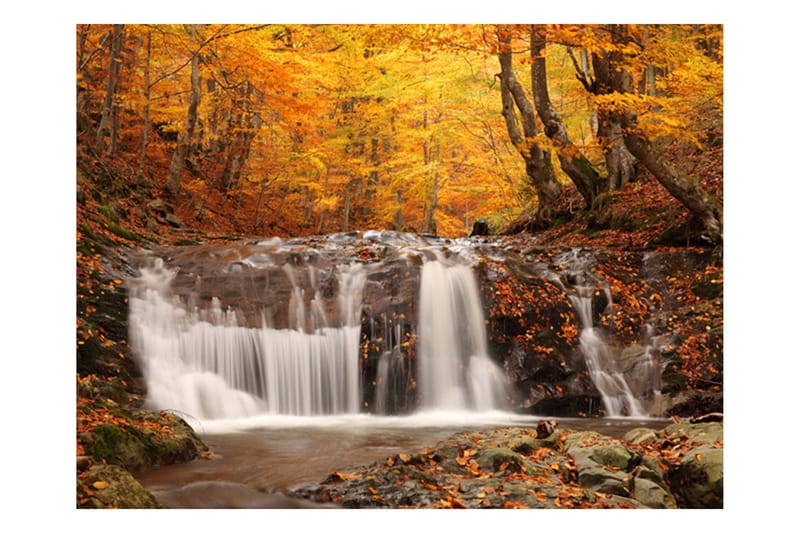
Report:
134,415,670,508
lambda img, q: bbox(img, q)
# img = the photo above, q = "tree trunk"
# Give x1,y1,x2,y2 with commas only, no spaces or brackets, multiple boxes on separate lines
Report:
597,115,636,192
530,25,601,208
165,25,202,197
140,30,151,180
607,25,722,243
497,26,561,223
569,43,637,193
94,24,124,154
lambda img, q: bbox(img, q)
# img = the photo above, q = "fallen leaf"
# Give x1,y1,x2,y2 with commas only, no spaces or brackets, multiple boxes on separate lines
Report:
92,481,109,490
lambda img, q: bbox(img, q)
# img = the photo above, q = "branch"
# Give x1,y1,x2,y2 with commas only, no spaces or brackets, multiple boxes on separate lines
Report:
567,47,595,93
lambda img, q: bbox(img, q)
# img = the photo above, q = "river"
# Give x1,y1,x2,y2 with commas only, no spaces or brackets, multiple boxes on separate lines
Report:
134,413,669,508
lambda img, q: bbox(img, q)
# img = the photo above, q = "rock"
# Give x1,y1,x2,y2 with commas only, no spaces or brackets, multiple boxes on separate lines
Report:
624,427,661,445
77,464,160,509
671,445,723,508
476,447,529,473
165,213,183,227
576,464,631,497
78,411,204,472
147,199,171,215
663,422,723,445
535,419,558,438
589,444,638,470
79,423,149,472
470,219,490,236
632,476,676,509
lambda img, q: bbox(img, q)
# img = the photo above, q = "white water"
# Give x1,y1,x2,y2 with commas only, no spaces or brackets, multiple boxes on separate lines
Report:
417,260,507,411
569,287,659,417
129,259,365,419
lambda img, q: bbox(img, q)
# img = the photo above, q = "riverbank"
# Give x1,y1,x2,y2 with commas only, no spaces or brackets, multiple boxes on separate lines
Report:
288,418,722,509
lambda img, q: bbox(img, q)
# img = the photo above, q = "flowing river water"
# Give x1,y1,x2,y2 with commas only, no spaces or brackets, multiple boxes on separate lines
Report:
135,415,670,508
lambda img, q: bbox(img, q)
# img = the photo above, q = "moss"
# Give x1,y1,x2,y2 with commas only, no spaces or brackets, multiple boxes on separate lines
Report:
78,464,160,509
82,423,126,462
97,204,119,222
77,223,108,256
105,222,143,243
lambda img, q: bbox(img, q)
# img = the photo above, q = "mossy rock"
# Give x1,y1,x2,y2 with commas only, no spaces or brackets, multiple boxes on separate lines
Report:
624,427,661,446
79,423,149,471
475,447,529,473
670,445,723,508
79,411,204,472
632,476,676,509
663,422,723,445
77,464,160,509
590,444,639,470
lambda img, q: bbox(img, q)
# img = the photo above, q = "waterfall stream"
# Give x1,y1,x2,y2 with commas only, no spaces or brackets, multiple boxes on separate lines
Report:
556,249,663,417
128,233,664,425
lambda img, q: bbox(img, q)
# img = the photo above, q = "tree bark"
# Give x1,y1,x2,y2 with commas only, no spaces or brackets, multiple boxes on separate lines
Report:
94,24,124,155
165,25,202,197
569,43,637,193
140,30,151,179
219,82,260,192
530,25,601,208
497,26,561,223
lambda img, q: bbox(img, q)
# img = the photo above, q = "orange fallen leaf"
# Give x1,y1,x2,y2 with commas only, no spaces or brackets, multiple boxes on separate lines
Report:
329,471,359,481
92,481,109,490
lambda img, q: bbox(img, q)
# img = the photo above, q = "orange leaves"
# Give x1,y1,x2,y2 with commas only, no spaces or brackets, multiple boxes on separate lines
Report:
328,471,360,482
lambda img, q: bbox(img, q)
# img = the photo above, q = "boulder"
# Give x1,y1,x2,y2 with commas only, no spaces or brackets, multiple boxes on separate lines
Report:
671,445,723,508
77,464,160,509
632,475,676,509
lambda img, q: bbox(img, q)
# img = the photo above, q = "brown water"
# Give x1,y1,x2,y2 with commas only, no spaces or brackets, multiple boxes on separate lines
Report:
134,416,669,509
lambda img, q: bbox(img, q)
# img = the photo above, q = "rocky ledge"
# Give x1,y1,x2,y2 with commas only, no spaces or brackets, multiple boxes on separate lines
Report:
289,418,722,509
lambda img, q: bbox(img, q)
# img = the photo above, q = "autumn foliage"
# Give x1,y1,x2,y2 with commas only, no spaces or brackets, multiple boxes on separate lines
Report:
77,24,722,240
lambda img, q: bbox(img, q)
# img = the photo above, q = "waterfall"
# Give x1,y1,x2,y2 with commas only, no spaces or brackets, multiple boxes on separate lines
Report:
127,235,664,424
129,258,365,419
559,250,662,417
416,260,507,411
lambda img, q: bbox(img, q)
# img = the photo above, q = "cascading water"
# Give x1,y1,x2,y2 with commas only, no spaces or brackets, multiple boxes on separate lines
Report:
557,249,662,417
127,233,664,425
128,232,508,423
129,257,365,419
416,260,507,411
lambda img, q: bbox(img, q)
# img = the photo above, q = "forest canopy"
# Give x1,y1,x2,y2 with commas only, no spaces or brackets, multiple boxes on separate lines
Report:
77,23,722,240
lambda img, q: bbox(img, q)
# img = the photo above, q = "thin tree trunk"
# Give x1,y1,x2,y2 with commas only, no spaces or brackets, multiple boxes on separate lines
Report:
497,26,560,223
165,25,202,197
530,25,600,208
95,24,124,154
140,30,151,179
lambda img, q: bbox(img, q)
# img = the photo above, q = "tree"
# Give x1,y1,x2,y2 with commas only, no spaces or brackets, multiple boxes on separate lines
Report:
602,24,723,243
94,24,125,156
530,25,602,208
164,25,202,197
566,30,638,193
496,25,561,226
